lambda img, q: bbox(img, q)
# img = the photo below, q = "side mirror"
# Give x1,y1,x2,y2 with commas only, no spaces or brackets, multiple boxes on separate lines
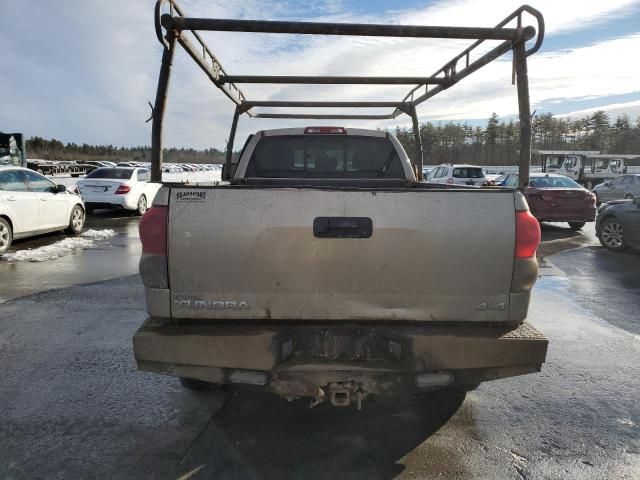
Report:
56,184,67,193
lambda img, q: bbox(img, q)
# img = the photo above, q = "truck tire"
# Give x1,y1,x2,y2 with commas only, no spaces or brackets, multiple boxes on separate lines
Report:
179,377,221,391
568,222,585,231
0,218,12,255
65,205,85,235
598,217,626,251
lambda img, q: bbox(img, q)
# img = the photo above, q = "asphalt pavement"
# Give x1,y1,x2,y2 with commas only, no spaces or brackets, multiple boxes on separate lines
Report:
550,246,640,335
0,211,140,303
0,220,638,479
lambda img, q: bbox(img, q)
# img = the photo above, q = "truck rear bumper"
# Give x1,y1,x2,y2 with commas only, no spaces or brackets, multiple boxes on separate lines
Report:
133,319,548,406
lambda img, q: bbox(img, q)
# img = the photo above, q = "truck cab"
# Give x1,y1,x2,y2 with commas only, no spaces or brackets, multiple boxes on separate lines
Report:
586,154,640,188
536,150,599,182
537,150,640,189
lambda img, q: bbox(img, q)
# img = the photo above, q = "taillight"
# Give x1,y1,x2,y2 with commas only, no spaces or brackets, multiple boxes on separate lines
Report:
515,210,541,258
139,206,167,256
115,185,131,194
304,126,347,134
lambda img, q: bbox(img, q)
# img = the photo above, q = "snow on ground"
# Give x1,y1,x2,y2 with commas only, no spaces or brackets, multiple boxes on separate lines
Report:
1,229,116,263
163,170,221,184
20,170,220,263
78,229,117,240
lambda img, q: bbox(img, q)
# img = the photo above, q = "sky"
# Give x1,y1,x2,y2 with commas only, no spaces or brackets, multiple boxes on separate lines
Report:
1,0,639,150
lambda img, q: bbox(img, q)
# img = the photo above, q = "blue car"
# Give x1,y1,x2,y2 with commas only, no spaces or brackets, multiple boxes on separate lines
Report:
595,197,640,251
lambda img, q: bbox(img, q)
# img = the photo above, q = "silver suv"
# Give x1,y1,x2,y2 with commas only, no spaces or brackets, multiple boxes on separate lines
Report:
426,164,489,186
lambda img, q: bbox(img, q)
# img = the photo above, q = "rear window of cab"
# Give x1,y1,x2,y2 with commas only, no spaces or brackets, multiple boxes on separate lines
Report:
245,135,405,179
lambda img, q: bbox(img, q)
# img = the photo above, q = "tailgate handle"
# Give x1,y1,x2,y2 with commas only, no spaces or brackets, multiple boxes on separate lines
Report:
313,217,372,238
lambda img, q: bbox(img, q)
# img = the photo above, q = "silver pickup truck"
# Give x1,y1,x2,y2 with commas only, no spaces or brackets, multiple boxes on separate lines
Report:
135,2,547,407
133,126,547,407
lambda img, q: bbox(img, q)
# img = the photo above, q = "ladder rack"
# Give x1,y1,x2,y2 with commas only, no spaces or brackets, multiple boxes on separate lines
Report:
151,0,544,186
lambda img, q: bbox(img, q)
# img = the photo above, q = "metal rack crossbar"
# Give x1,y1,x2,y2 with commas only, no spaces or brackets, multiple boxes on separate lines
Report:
151,0,544,186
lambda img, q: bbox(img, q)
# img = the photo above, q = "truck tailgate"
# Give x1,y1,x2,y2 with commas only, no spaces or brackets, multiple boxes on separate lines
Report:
168,188,516,322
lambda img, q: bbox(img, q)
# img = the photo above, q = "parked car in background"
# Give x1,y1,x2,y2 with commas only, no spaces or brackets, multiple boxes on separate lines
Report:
0,166,85,254
70,163,100,177
493,173,518,187
426,164,489,186
592,174,640,205
484,173,502,185
84,161,118,168
503,173,596,230
596,197,640,251
75,167,161,215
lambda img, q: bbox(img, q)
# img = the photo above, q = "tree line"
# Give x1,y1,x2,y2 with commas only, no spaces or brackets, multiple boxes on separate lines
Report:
24,110,640,166
393,111,640,166
26,137,226,164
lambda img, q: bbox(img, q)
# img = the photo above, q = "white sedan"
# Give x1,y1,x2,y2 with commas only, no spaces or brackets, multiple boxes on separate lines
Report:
75,167,161,215
0,166,85,255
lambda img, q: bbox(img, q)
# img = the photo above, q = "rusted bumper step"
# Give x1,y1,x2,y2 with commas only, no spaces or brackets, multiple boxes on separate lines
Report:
134,319,547,402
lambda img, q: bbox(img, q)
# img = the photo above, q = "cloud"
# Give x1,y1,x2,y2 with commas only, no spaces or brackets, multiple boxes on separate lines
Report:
556,100,640,121
377,32,640,123
0,0,156,146
0,0,639,149
179,0,640,143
